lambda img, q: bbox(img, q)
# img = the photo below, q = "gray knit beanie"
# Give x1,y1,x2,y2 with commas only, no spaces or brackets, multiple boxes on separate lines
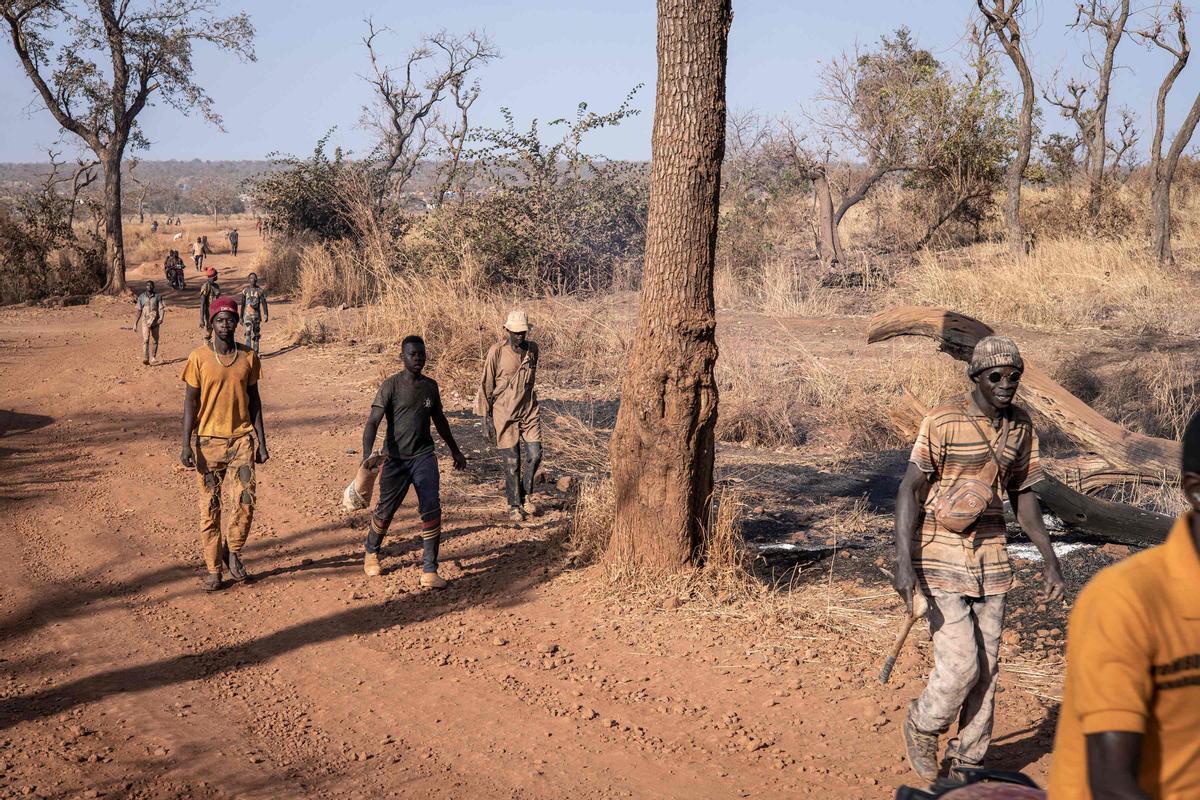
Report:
967,335,1024,378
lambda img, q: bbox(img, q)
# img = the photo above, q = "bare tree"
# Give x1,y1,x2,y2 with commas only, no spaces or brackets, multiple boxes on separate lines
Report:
1050,0,1132,215
808,30,954,259
977,0,1035,255
1136,2,1200,263
2,1,255,293
1106,106,1140,177
432,70,483,205
606,0,731,572
361,21,497,199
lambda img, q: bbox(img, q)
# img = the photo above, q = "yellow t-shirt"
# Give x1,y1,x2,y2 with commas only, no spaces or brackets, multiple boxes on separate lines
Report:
181,344,262,438
1048,513,1200,799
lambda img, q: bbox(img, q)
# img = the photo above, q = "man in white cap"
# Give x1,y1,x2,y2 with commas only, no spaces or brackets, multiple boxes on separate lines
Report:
476,310,542,521
893,335,1065,785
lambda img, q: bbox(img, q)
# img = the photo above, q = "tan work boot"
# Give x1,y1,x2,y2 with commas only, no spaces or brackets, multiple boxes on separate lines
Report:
508,507,525,522
522,499,538,517
419,571,448,590
363,552,381,577
903,702,940,781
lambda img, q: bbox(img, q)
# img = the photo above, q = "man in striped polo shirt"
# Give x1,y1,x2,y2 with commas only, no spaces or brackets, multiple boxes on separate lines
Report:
893,335,1065,784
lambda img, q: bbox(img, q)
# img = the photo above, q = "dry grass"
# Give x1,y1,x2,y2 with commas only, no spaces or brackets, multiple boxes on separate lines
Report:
894,237,1196,334
572,484,763,606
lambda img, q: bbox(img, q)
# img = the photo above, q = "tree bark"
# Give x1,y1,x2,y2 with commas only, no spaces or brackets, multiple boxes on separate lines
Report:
1084,0,1131,217
813,170,844,267
1152,178,1174,264
606,0,730,573
978,1,1034,256
101,151,128,294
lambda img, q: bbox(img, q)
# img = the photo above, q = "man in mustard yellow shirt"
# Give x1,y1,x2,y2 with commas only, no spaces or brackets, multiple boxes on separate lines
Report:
180,295,269,592
1048,412,1200,799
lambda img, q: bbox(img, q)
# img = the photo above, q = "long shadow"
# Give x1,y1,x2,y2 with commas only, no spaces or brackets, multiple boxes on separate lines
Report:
987,709,1059,775
0,530,569,728
260,343,301,360
0,409,55,440
0,519,350,643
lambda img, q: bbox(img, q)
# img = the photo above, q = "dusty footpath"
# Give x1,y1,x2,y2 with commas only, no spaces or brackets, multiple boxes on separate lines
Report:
0,230,1067,799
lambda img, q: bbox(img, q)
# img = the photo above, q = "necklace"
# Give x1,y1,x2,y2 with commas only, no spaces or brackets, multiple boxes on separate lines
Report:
211,340,238,368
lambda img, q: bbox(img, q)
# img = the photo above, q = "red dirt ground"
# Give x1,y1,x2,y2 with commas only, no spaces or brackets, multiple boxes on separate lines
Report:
0,225,1062,799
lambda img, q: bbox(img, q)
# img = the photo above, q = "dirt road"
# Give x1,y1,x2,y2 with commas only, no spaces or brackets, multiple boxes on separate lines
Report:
0,225,1060,799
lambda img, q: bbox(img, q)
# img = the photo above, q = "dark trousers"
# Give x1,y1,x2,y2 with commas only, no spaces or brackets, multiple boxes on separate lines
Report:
244,316,261,353
367,452,442,572
230,240,238,256
503,439,543,508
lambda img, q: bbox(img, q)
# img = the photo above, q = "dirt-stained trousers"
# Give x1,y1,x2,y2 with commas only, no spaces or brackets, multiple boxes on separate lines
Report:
910,590,1006,766
503,439,542,508
195,433,257,574
244,315,261,353
141,322,160,362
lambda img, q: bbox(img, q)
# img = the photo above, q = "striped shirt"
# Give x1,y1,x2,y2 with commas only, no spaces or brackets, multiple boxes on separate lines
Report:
909,392,1044,596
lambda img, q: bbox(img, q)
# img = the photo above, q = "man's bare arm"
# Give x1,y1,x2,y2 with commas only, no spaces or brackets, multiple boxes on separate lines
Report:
432,410,467,469
893,462,930,614
362,405,385,462
180,385,200,467
249,384,269,463
1087,732,1150,800
1012,488,1065,601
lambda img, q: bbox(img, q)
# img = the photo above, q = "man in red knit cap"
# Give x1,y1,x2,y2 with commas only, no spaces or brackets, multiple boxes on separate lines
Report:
180,295,269,592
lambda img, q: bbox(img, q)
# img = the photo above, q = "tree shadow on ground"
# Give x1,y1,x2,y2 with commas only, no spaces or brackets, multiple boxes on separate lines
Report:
0,529,570,729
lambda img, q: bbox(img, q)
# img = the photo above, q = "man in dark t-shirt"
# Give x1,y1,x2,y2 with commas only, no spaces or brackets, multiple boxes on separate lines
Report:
360,335,467,588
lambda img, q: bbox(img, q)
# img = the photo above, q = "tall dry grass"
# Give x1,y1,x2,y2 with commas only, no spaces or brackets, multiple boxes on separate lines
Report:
894,237,1195,334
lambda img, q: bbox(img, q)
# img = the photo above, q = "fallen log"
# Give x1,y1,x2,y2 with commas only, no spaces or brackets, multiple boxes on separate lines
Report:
1034,474,1172,546
868,306,1180,479
886,379,1172,545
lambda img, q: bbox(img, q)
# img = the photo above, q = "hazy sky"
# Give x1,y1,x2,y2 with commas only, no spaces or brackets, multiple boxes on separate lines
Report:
3,0,1200,163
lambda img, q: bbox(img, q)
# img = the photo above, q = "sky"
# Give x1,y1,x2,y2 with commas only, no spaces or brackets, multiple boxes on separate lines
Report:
3,0,1200,164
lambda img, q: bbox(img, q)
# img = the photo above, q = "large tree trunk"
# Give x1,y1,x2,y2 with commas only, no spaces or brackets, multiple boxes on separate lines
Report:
1152,177,1173,265
101,152,128,294
1004,54,1034,255
813,170,844,267
1085,0,1131,218
606,0,730,572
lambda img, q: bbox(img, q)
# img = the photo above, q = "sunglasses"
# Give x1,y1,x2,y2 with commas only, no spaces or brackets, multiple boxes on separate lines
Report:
986,370,1022,384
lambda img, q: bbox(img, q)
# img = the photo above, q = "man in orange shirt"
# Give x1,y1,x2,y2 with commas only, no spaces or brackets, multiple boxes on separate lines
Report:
1048,412,1200,799
180,295,269,592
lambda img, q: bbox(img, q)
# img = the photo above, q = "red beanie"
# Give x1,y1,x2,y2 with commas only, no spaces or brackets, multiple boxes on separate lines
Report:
205,266,217,278
208,295,239,323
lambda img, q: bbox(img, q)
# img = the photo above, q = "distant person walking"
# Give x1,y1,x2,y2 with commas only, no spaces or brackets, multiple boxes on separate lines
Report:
475,311,543,521
132,280,166,365
255,217,262,235
1048,409,1200,800
239,273,268,354
199,268,220,341
150,219,159,234
180,295,269,592
227,227,239,257
192,237,205,271
359,336,467,587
